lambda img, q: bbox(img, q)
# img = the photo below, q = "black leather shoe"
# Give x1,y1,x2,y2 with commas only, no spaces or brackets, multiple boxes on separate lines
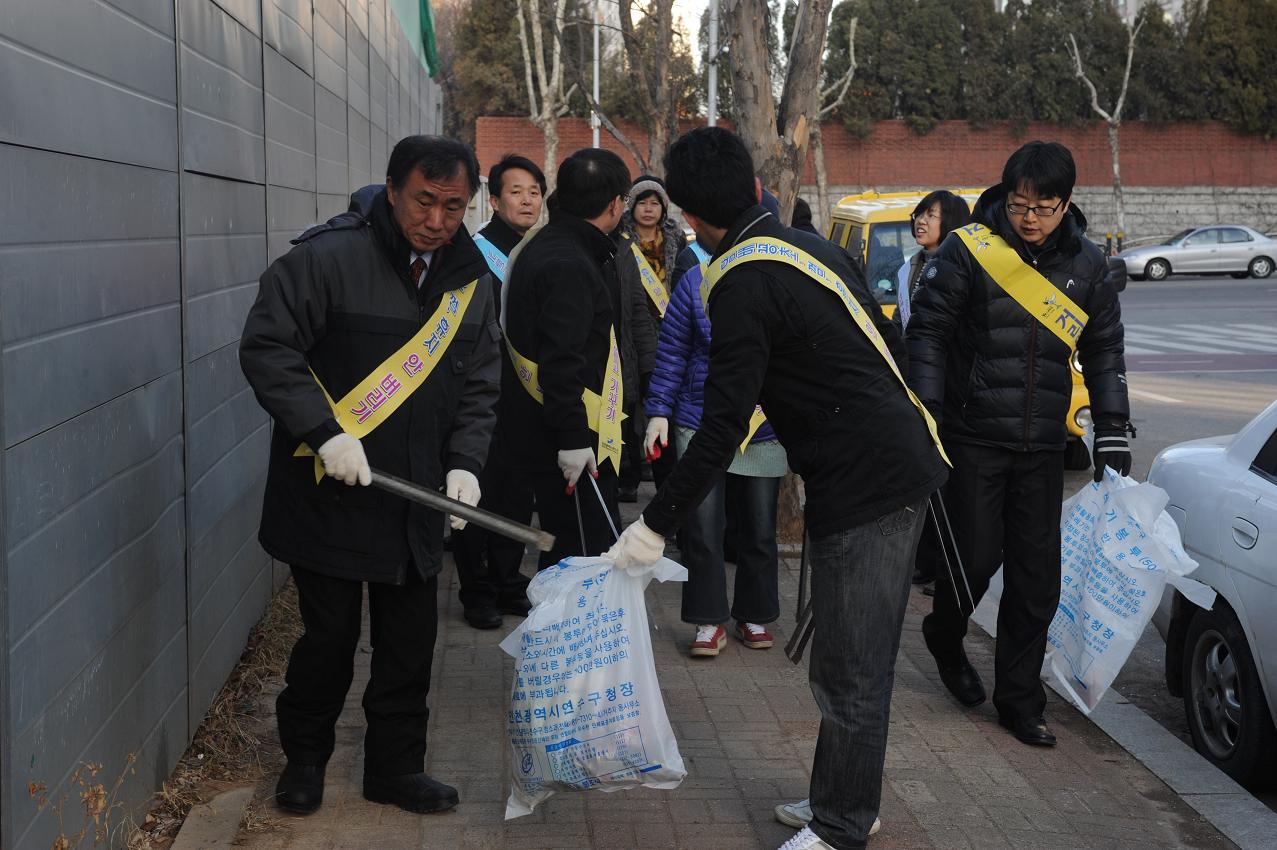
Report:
464,606,502,629
936,660,987,707
1000,715,1057,747
363,772,459,813
275,762,325,814
499,596,532,617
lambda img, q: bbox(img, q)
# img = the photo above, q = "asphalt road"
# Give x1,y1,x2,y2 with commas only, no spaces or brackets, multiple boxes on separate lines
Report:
1058,273,1277,809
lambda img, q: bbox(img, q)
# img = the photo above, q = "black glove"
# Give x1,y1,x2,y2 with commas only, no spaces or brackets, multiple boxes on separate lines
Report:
1093,422,1135,483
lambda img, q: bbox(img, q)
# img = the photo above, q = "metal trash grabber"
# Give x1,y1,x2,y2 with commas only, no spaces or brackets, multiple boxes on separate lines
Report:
929,490,976,616
370,469,555,552
784,530,814,664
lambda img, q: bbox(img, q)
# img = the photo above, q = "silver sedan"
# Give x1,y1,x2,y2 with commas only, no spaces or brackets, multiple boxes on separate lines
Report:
1119,225,1276,281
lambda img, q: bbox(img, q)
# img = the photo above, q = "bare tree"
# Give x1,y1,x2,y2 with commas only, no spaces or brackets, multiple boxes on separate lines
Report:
617,0,676,176
810,17,857,234
1066,12,1146,238
516,0,574,191
723,0,835,221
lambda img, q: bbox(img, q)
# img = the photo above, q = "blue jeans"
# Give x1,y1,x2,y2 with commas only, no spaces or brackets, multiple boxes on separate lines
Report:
680,472,781,625
807,499,926,849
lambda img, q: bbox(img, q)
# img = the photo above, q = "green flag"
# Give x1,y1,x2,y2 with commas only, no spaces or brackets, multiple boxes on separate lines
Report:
419,0,439,77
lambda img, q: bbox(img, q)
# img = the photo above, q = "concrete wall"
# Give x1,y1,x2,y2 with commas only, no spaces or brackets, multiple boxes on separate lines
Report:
0,2,440,846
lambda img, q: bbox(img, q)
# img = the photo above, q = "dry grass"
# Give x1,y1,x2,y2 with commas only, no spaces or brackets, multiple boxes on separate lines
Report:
128,579,303,849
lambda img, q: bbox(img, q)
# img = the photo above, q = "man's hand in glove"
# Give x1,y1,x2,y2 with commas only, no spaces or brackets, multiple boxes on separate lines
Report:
557,447,598,493
1093,423,1134,482
445,469,481,530
317,433,371,486
605,516,666,571
644,416,669,460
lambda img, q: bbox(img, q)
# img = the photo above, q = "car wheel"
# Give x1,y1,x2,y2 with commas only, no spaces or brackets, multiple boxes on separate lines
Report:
1145,259,1171,281
1181,605,1277,787
1249,256,1274,279
1063,437,1091,471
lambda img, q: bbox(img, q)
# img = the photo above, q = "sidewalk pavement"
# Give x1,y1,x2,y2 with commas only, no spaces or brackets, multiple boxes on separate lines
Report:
234,493,1235,850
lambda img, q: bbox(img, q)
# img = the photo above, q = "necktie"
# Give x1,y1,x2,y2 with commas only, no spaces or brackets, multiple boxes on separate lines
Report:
410,257,427,288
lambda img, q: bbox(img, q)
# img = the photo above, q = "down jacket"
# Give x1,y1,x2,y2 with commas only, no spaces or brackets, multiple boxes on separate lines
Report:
906,185,1129,451
645,260,777,442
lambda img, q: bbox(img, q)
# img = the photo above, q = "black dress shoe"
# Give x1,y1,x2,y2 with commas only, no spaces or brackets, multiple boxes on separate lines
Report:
363,772,459,813
936,660,987,707
275,762,325,814
464,606,502,629
1000,715,1057,747
499,596,532,617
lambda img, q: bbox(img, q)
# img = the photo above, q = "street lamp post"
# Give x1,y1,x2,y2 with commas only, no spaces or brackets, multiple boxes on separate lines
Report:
592,0,601,146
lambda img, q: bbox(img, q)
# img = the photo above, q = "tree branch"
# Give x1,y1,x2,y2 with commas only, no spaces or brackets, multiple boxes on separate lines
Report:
515,0,541,119
1113,11,1146,119
1066,32,1113,124
820,17,857,118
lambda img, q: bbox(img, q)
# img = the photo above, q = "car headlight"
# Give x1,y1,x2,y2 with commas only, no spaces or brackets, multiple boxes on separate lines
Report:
1070,351,1083,374
1074,405,1092,430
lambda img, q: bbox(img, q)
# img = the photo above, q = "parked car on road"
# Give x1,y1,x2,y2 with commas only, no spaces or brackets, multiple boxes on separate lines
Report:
1119,226,1276,281
1150,399,1277,786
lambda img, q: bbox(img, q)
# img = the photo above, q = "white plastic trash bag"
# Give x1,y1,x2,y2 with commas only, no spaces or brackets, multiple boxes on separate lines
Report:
971,470,1216,713
499,556,688,819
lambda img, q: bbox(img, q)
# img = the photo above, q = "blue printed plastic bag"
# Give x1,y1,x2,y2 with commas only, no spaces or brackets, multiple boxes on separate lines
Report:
499,556,688,819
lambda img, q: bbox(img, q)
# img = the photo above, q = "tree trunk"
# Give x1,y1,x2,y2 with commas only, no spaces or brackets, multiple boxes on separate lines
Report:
541,116,560,193
1107,120,1124,237
812,120,829,235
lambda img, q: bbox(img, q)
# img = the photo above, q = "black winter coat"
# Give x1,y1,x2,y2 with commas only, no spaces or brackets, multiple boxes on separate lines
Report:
613,230,659,400
240,188,501,584
500,210,621,472
906,187,1129,452
643,206,948,539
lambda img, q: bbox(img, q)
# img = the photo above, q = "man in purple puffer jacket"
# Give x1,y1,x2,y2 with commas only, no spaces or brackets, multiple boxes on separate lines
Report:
644,243,788,658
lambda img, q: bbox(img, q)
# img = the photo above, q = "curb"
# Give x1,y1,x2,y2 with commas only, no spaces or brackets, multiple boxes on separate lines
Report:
171,786,255,850
1061,682,1277,850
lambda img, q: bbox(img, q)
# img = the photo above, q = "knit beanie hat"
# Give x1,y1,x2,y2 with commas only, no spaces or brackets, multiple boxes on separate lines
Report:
629,174,670,219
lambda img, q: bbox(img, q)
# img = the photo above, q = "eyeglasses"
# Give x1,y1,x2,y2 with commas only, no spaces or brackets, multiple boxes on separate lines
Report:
1006,198,1064,218
910,209,941,222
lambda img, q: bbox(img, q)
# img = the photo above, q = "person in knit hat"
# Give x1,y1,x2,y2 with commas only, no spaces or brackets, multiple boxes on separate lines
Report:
622,175,689,323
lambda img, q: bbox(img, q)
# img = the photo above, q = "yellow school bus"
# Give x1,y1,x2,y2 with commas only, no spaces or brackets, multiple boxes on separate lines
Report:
826,189,1093,467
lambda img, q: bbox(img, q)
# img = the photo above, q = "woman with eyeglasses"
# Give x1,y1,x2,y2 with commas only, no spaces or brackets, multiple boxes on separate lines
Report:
897,190,971,332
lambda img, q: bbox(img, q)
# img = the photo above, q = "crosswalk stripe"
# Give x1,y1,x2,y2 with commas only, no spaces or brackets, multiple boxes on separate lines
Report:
1123,332,1226,354
1161,326,1277,353
1122,323,1277,355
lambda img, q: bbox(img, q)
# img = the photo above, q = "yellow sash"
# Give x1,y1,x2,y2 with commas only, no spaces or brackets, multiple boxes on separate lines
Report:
295,282,479,482
707,237,950,467
696,261,766,451
506,330,625,473
954,223,1089,351
629,239,669,317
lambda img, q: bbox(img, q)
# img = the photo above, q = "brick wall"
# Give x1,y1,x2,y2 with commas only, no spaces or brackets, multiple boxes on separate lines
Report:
476,116,1277,188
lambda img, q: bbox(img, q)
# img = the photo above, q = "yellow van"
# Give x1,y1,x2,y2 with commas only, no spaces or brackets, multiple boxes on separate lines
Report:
826,189,1093,469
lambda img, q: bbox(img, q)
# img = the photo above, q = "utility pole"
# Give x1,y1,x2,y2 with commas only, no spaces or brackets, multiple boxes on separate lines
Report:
592,0,601,146
707,0,718,126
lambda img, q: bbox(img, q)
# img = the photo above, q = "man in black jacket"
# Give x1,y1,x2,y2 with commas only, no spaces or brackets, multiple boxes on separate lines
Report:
608,128,948,850
500,148,631,568
906,141,1132,746
453,154,545,629
240,136,499,816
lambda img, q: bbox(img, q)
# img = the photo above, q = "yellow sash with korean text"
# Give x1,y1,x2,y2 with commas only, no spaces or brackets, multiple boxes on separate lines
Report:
955,223,1088,351
629,239,669,317
706,237,950,467
506,331,625,473
295,282,479,482
696,261,767,452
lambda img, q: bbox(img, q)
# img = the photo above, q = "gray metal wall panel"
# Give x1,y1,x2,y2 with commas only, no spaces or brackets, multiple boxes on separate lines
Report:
316,84,350,194
187,454,264,605
265,47,318,192
10,577,187,850
0,147,180,446
268,184,319,262
313,2,347,97
346,15,371,120
314,0,345,26
370,0,386,59
0,0,177,171
349,0,369,37
179,0,266,183
264,0,314,75
188,561,269,727
188,427,269,552
319,192,349,219
370,52,388,133
347,107,372,193
212,0,263,34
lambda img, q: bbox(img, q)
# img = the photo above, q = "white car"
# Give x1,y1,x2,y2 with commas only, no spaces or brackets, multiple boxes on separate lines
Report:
1119,226,1277,281
1150,399,1277,787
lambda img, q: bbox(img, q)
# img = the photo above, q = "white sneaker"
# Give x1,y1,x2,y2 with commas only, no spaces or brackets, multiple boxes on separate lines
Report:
777,827,834,850
773,799,881,836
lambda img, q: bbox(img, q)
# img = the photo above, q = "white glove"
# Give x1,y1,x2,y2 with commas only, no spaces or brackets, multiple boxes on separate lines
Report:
317,433,371,486
445,469,481,530
557,447,598,492
644,416,669,460
604,516,667,571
